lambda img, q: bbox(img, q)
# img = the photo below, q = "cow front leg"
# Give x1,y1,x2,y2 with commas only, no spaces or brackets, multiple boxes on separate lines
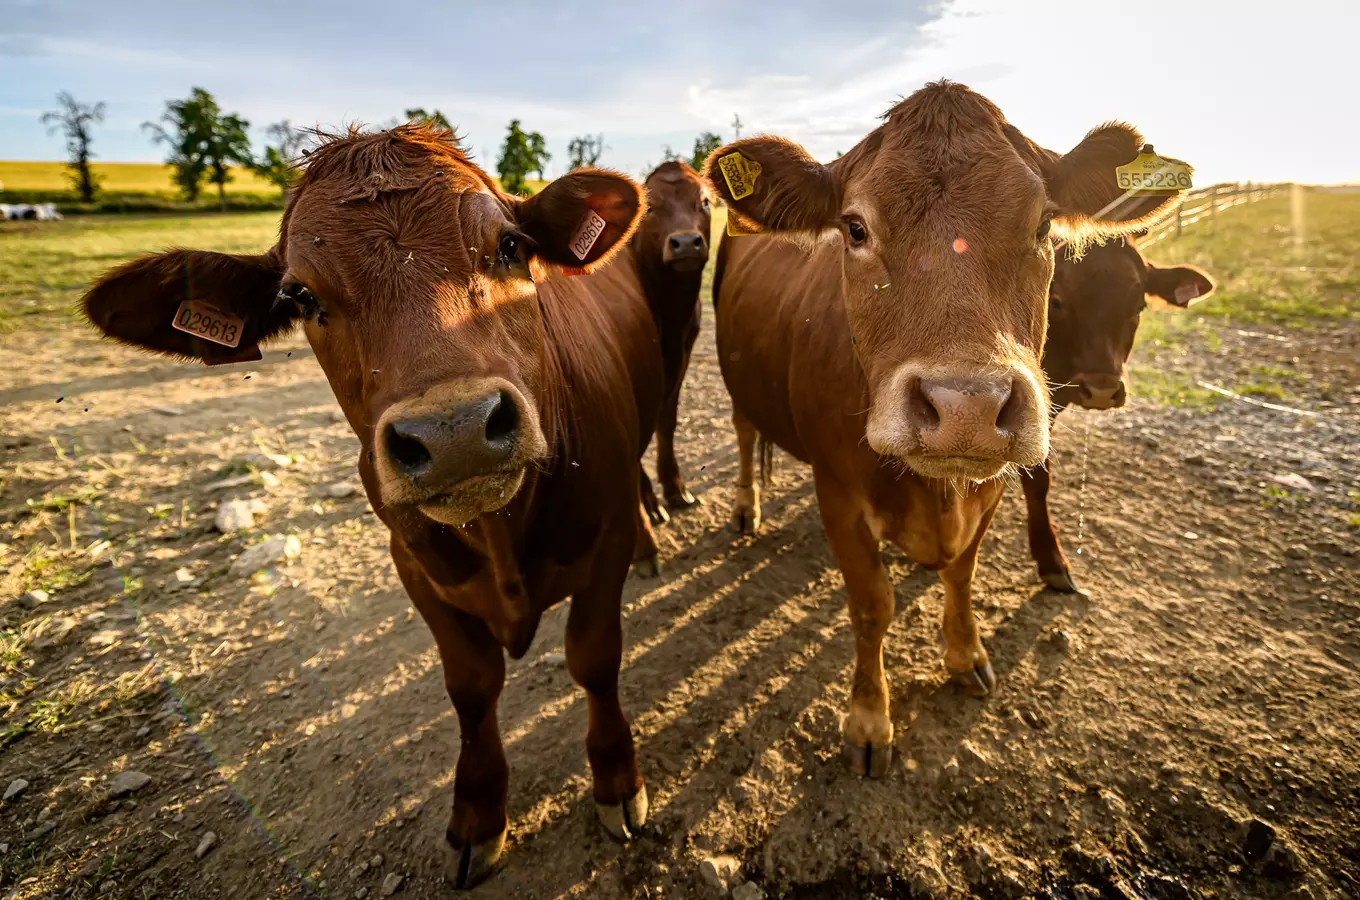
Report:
729,408,761,534
566,542,648,839
939,496,1000,698
657,320,700,510
818,482,895,777
1021,460,1079,592
639,467,669,527
394,542,509,890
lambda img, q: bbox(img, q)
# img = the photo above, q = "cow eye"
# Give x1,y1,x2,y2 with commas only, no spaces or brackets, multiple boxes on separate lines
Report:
1048,289,1063,311
278,281,324,324
846,218,868,245
701,198,711,212
498,233,521,260
1035,218,1052,241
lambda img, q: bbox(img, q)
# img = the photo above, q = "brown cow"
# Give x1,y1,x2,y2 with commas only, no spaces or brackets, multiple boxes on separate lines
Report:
1025,236,1215,591
630,161,712,525
705,81,1187,776
80,125,660,888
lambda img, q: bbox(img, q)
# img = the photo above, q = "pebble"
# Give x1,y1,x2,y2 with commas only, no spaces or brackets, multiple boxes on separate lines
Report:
958,740,989,768
195,831,218,859
18,589,49,610
370,854,384,869
380,873,403,896
108,770,152,798
1263,840,1302,879
230,534,302,576
4,778,30,801
699,855,741,893
731,883,765,900
152,406,185,416
165,567,197,593
354,889,368,900
215,499,258,533
1284,545,1309,560
1241,817,1277,862
326,482,358,499
941,757,960,780
26,821,57,841
537,651,567,667
1270,472,1315,492
1049,628,1073,651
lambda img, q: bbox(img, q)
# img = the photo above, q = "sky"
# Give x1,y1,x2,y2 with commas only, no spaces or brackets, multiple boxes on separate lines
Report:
2,0,1357,184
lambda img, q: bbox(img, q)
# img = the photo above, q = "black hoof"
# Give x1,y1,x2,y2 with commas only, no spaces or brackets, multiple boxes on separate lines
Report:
664,489,700,511
951,661,996,697
632,555,662,579
844,735,892,778
444,828,507,890
730,508,760,535
646,505,671,527
597,784,649,841
1042,570,1080,594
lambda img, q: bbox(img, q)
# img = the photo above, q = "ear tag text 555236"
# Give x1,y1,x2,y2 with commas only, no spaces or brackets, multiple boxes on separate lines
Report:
1115,145,1192,196
717,152,762,200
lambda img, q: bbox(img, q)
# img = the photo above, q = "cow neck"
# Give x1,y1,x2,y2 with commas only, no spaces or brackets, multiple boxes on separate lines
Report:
630,240,703,328
463,512,531,626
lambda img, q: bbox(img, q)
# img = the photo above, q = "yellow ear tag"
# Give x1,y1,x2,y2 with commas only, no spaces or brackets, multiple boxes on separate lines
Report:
726,211,763,237
717,151,762,200
1115,145,1192,196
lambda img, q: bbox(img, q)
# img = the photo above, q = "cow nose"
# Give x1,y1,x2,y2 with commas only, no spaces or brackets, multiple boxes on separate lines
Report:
1075,374,1126,410
905,374,1032,459
382,389,520,488
665,231,708,262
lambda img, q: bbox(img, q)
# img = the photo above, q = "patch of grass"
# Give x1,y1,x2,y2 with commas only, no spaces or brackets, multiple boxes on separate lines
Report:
1246,363,1304,382
0,160,276,194
21,544,92,594
1237,381,1288,401
1127,365,1221,408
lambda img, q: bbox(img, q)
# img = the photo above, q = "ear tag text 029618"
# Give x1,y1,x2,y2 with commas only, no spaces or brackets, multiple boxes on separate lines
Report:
717,152,762,201
1115,144,1192,196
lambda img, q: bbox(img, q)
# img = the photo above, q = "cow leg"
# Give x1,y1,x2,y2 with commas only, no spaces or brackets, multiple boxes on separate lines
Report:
639,466,669,527
940,497,1001,698
393,543,508,890
818,483,895,777
566,545,648,840
1021,461,1079,592
729,408,761,534
657,315,700,510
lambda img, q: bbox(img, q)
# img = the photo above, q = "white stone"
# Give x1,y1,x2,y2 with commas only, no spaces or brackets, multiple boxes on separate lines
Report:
215,499,256,533
108,771,151,798
230,534,302,576
326,482,357,499
195,831,218,859
4,778,29,801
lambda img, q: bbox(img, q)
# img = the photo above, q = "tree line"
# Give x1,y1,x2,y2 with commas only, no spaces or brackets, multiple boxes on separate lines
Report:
37,89,737,205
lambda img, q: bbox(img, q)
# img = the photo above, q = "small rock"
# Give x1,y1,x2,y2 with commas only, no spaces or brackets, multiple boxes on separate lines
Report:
1049,629,1073,651
1270,473,1314,492
18,589,49,609
1284,545,1309,561
1184,453,1207,465
941,757,960,780
165,567,197,593
99,879,118,894
26,820,57,841
87,628,123,647
5,778,30,801
195,831,218,859
108,770,152,798
230,534,302,576
240,451,291,471
731,883,765,900
326,482,358,499
1142,873,1191,900
351,860,370,878
0,842,7,853
36,805,53,822
537,651,567,667
330,410,347,423
958,740,989,768
1241,818,1277,862
204,474,255,491
1072,886,1102,900
152,406,184,416
370,854,383,869
215,499,257,533
380,873,403,896
1263,840,1303,879
259,470,281,488
354,889,369,900
699,855,741,893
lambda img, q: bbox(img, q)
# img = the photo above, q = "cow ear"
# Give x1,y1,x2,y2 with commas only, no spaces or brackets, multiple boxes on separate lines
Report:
1009,122,1187,238
1146,263,1215,307
704,137,840,234
515,169,644,272
83,248,297,363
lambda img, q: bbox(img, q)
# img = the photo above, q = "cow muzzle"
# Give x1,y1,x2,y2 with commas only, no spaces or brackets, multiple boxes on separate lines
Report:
374,378,547,525
1072,373,1127,410
866,364,1049,482
663,231,708,271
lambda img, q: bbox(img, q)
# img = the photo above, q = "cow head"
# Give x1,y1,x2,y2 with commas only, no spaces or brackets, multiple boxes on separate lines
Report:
633,161,711,273
706,81,1187,482
1046,237,1215,410
82,125,644,529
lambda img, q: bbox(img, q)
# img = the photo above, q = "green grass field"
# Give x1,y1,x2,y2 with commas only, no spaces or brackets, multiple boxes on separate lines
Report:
0,160,277,195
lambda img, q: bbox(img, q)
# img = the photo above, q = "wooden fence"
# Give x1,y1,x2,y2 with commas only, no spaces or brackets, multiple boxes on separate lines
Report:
1140,181,1291,247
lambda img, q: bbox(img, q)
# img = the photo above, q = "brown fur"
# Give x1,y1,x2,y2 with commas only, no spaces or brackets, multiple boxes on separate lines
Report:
705,81,1193,772
79,123,662,887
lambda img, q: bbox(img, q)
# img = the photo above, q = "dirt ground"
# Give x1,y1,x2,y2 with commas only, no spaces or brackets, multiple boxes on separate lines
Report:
2,245,1358,899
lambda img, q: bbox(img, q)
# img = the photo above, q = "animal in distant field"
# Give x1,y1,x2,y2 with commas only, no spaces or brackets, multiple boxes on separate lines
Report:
1024,235,1215,591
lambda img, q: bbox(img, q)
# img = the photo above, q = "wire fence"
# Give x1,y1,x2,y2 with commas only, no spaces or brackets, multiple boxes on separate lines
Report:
1140,180,1291,247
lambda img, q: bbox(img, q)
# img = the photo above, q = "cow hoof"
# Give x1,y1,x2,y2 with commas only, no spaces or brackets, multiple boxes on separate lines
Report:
730,508,760,535
664,490,700,511
844,736,892,778
596,784,649,841
1042,570,1080,593
950,661,996,698
632,555,662,579
647,505,671,527
444,827,507,890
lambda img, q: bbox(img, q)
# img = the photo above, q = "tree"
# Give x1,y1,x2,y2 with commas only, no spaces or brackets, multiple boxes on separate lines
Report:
405,107,453,130
143,87,251,205
251,120,307,195
40,92,106,203
661,145,683,163
567,133,604,170
690,132,722,171
497,119,550,195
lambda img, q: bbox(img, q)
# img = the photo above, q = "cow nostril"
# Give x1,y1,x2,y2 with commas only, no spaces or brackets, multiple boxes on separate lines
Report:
668,236,682,253
995,380,1024,434
484,391,518,446
908,378,941,429
386,422,432,477
692,236,705,250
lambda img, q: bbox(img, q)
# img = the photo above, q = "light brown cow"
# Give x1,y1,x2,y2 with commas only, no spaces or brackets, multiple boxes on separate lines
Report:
706,81,1186,776
81,125,661,888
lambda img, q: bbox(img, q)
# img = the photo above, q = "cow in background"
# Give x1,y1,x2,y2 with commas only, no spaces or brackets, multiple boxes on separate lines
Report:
1025,236,1215,591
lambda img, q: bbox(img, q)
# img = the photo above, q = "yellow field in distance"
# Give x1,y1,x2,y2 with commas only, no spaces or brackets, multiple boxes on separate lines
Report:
0,160,277,194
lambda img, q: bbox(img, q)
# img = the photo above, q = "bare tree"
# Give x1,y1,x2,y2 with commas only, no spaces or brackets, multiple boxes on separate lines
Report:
41,92,106,203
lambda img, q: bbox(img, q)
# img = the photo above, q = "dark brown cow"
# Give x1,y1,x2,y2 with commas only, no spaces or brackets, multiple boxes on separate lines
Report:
1025,236,1215,591
630,161,712,524
705,81,1187,776
80,125,661,888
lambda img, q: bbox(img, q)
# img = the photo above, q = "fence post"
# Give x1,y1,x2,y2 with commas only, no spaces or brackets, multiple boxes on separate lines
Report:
1208,185,1217,218
1175,202,1182,238
1291,183,1305,252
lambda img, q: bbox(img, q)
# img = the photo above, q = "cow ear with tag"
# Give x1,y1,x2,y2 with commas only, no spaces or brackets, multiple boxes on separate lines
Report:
703,137,841,234
83,248,296,363
515,170,644,273
1145,262,1215,308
